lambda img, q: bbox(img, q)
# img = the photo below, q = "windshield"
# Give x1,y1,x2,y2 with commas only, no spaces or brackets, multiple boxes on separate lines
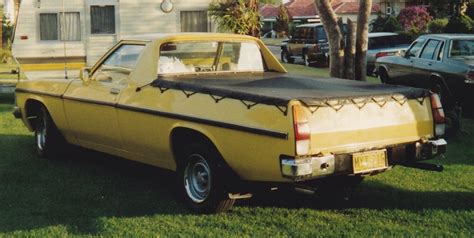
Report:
158,41,264,75
449,39,474,57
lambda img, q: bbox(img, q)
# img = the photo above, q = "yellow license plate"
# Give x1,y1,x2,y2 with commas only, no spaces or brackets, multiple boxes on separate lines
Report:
352,149,388,174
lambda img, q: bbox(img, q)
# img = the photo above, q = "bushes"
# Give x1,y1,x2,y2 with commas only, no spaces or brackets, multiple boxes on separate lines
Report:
445,15,474,33
370,14,402,32
428,18,449,33
397,6,432,38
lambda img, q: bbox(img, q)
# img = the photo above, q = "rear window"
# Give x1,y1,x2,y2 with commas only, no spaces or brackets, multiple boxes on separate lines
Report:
158,41,264,75
449,39,474,57
368,35,411,50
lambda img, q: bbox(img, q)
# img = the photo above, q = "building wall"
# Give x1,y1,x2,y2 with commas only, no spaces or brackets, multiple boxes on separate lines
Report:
13,0,87,63
13,0,214,66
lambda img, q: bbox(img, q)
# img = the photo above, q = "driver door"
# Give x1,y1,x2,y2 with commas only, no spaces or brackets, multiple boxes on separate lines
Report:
63,43,145,154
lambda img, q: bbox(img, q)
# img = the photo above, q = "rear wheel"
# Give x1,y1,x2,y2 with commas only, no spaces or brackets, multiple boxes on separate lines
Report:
303,52,310,66
34,105,67,159
178,143,235,213
281,50,294,64
378,67,391,84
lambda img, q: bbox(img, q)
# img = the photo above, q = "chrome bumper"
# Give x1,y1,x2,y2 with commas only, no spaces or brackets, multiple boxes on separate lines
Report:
12,106,21,119
281,154,335,180
416,138,447,160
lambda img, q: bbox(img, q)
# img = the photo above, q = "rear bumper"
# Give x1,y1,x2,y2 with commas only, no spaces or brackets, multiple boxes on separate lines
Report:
280,138,447,181
12,106,22,119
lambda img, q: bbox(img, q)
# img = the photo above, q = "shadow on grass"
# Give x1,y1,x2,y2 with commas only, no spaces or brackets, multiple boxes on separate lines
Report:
0,134,189,235
0,133,472,235
239,180,474,212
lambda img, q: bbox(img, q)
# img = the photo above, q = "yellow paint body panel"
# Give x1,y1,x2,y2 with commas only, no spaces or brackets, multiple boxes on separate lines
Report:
20,63,86,71
14,33,435,183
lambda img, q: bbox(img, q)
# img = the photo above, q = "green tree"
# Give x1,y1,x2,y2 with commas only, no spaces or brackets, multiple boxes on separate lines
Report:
209,0,261,37
275,4,290,37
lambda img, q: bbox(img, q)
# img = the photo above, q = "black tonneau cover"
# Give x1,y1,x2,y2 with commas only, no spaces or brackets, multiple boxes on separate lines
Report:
152,73,429,108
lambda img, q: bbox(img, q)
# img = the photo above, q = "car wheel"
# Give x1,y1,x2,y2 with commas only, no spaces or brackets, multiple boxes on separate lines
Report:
378,67,391,84
34,105,67,159
281,50,294,64
303,53,310,66
178,143,235,213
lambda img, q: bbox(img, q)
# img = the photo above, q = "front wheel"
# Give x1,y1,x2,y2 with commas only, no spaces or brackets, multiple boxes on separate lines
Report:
378,67,391,84
281,50,294,64
34,105,67,159
178,143,235,213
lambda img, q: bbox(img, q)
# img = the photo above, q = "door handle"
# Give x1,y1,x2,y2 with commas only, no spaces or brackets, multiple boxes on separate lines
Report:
110,88,120,95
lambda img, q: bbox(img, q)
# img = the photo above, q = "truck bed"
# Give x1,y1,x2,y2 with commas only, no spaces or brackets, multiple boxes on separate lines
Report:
153,72,429,108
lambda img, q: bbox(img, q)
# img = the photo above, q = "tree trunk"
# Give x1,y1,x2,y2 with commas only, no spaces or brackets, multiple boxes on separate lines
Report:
344,19,356,80
355,0,372,81
249,0,260,37
314,0,344,78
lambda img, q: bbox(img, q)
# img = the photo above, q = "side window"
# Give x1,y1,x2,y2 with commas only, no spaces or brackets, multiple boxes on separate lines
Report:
92,44,145,84
407,39,426,57
91,5,115,34
420,39,440,60
307,27,315,40
436,41,445,61
316,27,327,41
292,28,301,41
39,12,81,41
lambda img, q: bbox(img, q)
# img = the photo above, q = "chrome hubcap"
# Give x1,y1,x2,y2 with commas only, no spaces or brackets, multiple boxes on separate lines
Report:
36,115,47,151
184,154,211,203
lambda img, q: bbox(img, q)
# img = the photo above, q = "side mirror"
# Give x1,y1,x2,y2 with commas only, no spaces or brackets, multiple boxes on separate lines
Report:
80,67,91,82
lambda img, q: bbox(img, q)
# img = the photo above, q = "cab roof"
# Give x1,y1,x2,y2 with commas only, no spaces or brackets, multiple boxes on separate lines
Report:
120,33,259,42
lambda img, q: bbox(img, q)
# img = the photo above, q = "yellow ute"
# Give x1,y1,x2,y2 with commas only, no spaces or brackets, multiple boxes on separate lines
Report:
13,33,447,213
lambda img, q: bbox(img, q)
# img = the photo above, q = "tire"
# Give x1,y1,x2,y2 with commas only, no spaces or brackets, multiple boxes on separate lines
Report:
281,50,294,64
177,143,235,213
34,105,67,159
378,67,391,84
303,52,310,66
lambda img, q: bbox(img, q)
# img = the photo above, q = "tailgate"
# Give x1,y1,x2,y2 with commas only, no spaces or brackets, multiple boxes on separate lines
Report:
302,96,434,155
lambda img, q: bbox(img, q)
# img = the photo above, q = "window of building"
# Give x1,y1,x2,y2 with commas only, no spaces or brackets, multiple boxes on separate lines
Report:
180,11,208,32
91,6,115,34
39,12,81,41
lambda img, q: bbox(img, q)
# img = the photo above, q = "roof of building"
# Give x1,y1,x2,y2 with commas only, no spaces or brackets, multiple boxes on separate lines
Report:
260,0,381,19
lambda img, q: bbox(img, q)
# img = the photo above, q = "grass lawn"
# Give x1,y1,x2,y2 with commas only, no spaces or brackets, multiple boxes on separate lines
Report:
0,65,473,237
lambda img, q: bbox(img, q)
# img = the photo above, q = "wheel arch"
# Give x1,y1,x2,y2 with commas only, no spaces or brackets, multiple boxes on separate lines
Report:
23,98,48,131
430,73,451,94
170,126,241,182
170,126,223,168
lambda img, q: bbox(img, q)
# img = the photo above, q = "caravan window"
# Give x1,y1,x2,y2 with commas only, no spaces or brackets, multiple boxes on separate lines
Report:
181,11,209,32
91,6,116,34
39,12,81,41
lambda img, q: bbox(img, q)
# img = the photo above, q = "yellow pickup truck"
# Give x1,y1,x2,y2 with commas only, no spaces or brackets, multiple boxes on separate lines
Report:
13,33,446,213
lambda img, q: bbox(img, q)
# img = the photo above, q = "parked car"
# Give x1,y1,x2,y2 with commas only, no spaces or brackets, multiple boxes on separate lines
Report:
281,25,410,72
281,23,331,66
375,34,474,119
14,33,447,214
367,32,411,75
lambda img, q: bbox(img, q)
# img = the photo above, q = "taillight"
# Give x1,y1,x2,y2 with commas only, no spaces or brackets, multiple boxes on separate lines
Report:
465,71,474,84
293,105,311,155
430,93,445,136
375,52,389,59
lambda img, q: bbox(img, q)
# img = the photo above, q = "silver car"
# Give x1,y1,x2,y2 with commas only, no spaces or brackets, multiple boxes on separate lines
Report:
367,32,411,75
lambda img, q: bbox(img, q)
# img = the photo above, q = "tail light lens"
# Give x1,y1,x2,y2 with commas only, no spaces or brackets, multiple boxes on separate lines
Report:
375,52,389,59
293,105,311,155
465,71,474,84
430,93,445,136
